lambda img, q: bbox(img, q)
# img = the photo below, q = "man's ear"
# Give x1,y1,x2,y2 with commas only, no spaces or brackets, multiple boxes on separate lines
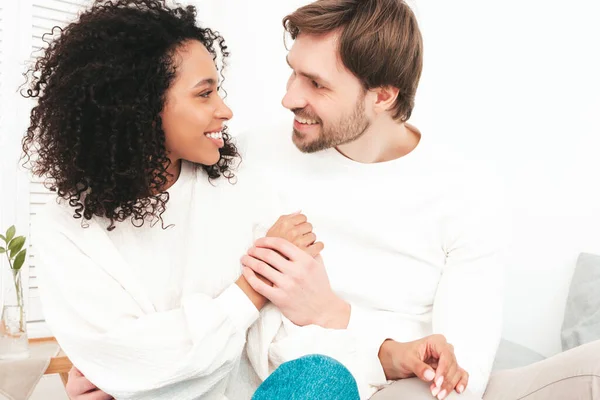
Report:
372,86,400,115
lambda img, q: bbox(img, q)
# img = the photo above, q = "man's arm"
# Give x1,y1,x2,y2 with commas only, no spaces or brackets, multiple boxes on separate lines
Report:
241,238,401,398
243,244,467,400
431,173,509,398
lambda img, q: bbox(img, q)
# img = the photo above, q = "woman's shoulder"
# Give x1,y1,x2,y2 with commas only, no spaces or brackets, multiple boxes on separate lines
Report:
34,195,109,241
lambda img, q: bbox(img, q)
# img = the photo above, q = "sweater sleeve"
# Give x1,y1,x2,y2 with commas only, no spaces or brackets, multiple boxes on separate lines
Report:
432,178,509,398
35,219,259,400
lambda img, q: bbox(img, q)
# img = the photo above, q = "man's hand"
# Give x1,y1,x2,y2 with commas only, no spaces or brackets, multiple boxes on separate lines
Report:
241,236,350,328
378,335,469,400
238,212,324,310
66,367,113,400
265,212,323,257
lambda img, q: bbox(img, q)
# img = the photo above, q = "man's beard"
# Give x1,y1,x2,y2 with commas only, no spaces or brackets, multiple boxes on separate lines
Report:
292,97,370,154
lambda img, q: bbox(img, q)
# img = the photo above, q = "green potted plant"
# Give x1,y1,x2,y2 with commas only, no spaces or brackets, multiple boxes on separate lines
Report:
0,225,29,359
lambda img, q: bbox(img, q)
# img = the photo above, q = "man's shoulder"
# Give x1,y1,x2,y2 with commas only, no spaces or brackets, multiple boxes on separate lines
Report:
418,138,507,214
423,138,503,184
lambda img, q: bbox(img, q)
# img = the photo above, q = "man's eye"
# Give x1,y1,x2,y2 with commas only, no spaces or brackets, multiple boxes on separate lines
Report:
312,81,323,89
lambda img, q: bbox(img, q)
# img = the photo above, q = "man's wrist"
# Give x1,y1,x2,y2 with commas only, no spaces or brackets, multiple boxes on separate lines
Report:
317,296,351,329
378,339,399,380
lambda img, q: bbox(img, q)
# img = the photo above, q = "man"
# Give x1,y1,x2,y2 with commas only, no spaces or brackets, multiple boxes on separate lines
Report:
239,0,501,398
239,1,600,399
67,1,600,399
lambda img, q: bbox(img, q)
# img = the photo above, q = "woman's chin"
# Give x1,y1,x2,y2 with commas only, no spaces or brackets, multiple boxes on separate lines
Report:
189,152,221,167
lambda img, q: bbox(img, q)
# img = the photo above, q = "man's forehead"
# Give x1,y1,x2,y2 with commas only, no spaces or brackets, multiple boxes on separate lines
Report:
288,31,346,77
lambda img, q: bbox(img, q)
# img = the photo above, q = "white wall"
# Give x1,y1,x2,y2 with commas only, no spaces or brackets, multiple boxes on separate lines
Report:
191,0,600,357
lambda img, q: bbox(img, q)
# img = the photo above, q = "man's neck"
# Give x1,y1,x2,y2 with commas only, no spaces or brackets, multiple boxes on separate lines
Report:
336,120,420,164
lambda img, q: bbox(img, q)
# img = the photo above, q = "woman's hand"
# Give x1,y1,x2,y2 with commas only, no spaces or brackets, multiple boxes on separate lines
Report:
266,212,324,257
65,367,113,400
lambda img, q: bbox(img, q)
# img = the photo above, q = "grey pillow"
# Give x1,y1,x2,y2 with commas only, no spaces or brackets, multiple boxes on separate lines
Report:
561,252,600,351
491,339,545,371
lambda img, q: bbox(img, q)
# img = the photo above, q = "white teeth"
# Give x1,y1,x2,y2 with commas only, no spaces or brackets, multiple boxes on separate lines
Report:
206,131,223,139
296,117,318,125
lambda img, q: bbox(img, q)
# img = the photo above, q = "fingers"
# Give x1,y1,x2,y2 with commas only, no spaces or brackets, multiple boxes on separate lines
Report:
242,267,278,300
247,246,291,273
305,241,324,257
456,368,469,394
289,213,308,226
438,356,458,399
79,390,114,400
294,222,313,236
431,348,456,399
279,220,314,244
254,237,308,262
269,214,322,254
411,359,436,383
294,232,317,249
66,369,113,400
276,214,313,237
426,334,449,359
67,368,99,398
277,212,307,226
433,366,468,399
241,254,283,285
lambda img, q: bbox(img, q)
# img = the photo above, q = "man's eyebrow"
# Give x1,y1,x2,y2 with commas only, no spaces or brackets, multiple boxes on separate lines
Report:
286,55,331,87
193,78,217,88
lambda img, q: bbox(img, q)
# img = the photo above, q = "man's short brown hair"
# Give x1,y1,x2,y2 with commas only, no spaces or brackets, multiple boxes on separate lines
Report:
283,0,423,122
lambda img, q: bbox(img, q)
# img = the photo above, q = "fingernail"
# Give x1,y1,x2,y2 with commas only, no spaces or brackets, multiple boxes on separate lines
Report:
431,386,440,397
458,385,465,393
437,389,447,400
436,376,444,387
424,369,435,381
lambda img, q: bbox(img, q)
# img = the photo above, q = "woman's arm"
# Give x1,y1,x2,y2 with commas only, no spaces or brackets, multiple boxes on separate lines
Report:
35,222,261,400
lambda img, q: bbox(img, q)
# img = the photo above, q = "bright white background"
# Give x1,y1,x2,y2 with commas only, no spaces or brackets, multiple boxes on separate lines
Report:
1,7,599,396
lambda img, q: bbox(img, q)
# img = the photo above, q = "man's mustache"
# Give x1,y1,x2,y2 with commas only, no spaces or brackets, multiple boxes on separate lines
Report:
292,108,321,123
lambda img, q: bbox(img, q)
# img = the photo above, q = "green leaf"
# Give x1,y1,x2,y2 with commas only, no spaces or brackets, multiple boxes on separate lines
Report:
9,236,26,258
13,249,27,271
0,234,6,242
6,226,16,243
0,247,5,254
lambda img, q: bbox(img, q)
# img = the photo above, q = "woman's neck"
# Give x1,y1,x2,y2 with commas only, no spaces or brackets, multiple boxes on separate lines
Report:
161,158,182,192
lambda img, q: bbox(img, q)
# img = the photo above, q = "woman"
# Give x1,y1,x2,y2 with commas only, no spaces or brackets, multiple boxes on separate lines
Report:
22,0,359,399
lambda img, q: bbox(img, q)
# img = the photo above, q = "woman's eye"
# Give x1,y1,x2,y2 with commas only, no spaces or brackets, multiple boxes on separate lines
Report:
198,91,212,98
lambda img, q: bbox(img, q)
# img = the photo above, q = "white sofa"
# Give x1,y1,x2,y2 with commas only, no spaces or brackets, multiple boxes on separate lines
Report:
496,244,600,370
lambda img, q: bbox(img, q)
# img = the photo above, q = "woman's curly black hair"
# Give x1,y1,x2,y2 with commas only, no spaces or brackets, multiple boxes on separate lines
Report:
21,0,239,230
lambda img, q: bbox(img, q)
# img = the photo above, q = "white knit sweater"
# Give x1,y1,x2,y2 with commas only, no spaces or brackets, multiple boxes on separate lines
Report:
243,121,508,399
35,121,508,399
